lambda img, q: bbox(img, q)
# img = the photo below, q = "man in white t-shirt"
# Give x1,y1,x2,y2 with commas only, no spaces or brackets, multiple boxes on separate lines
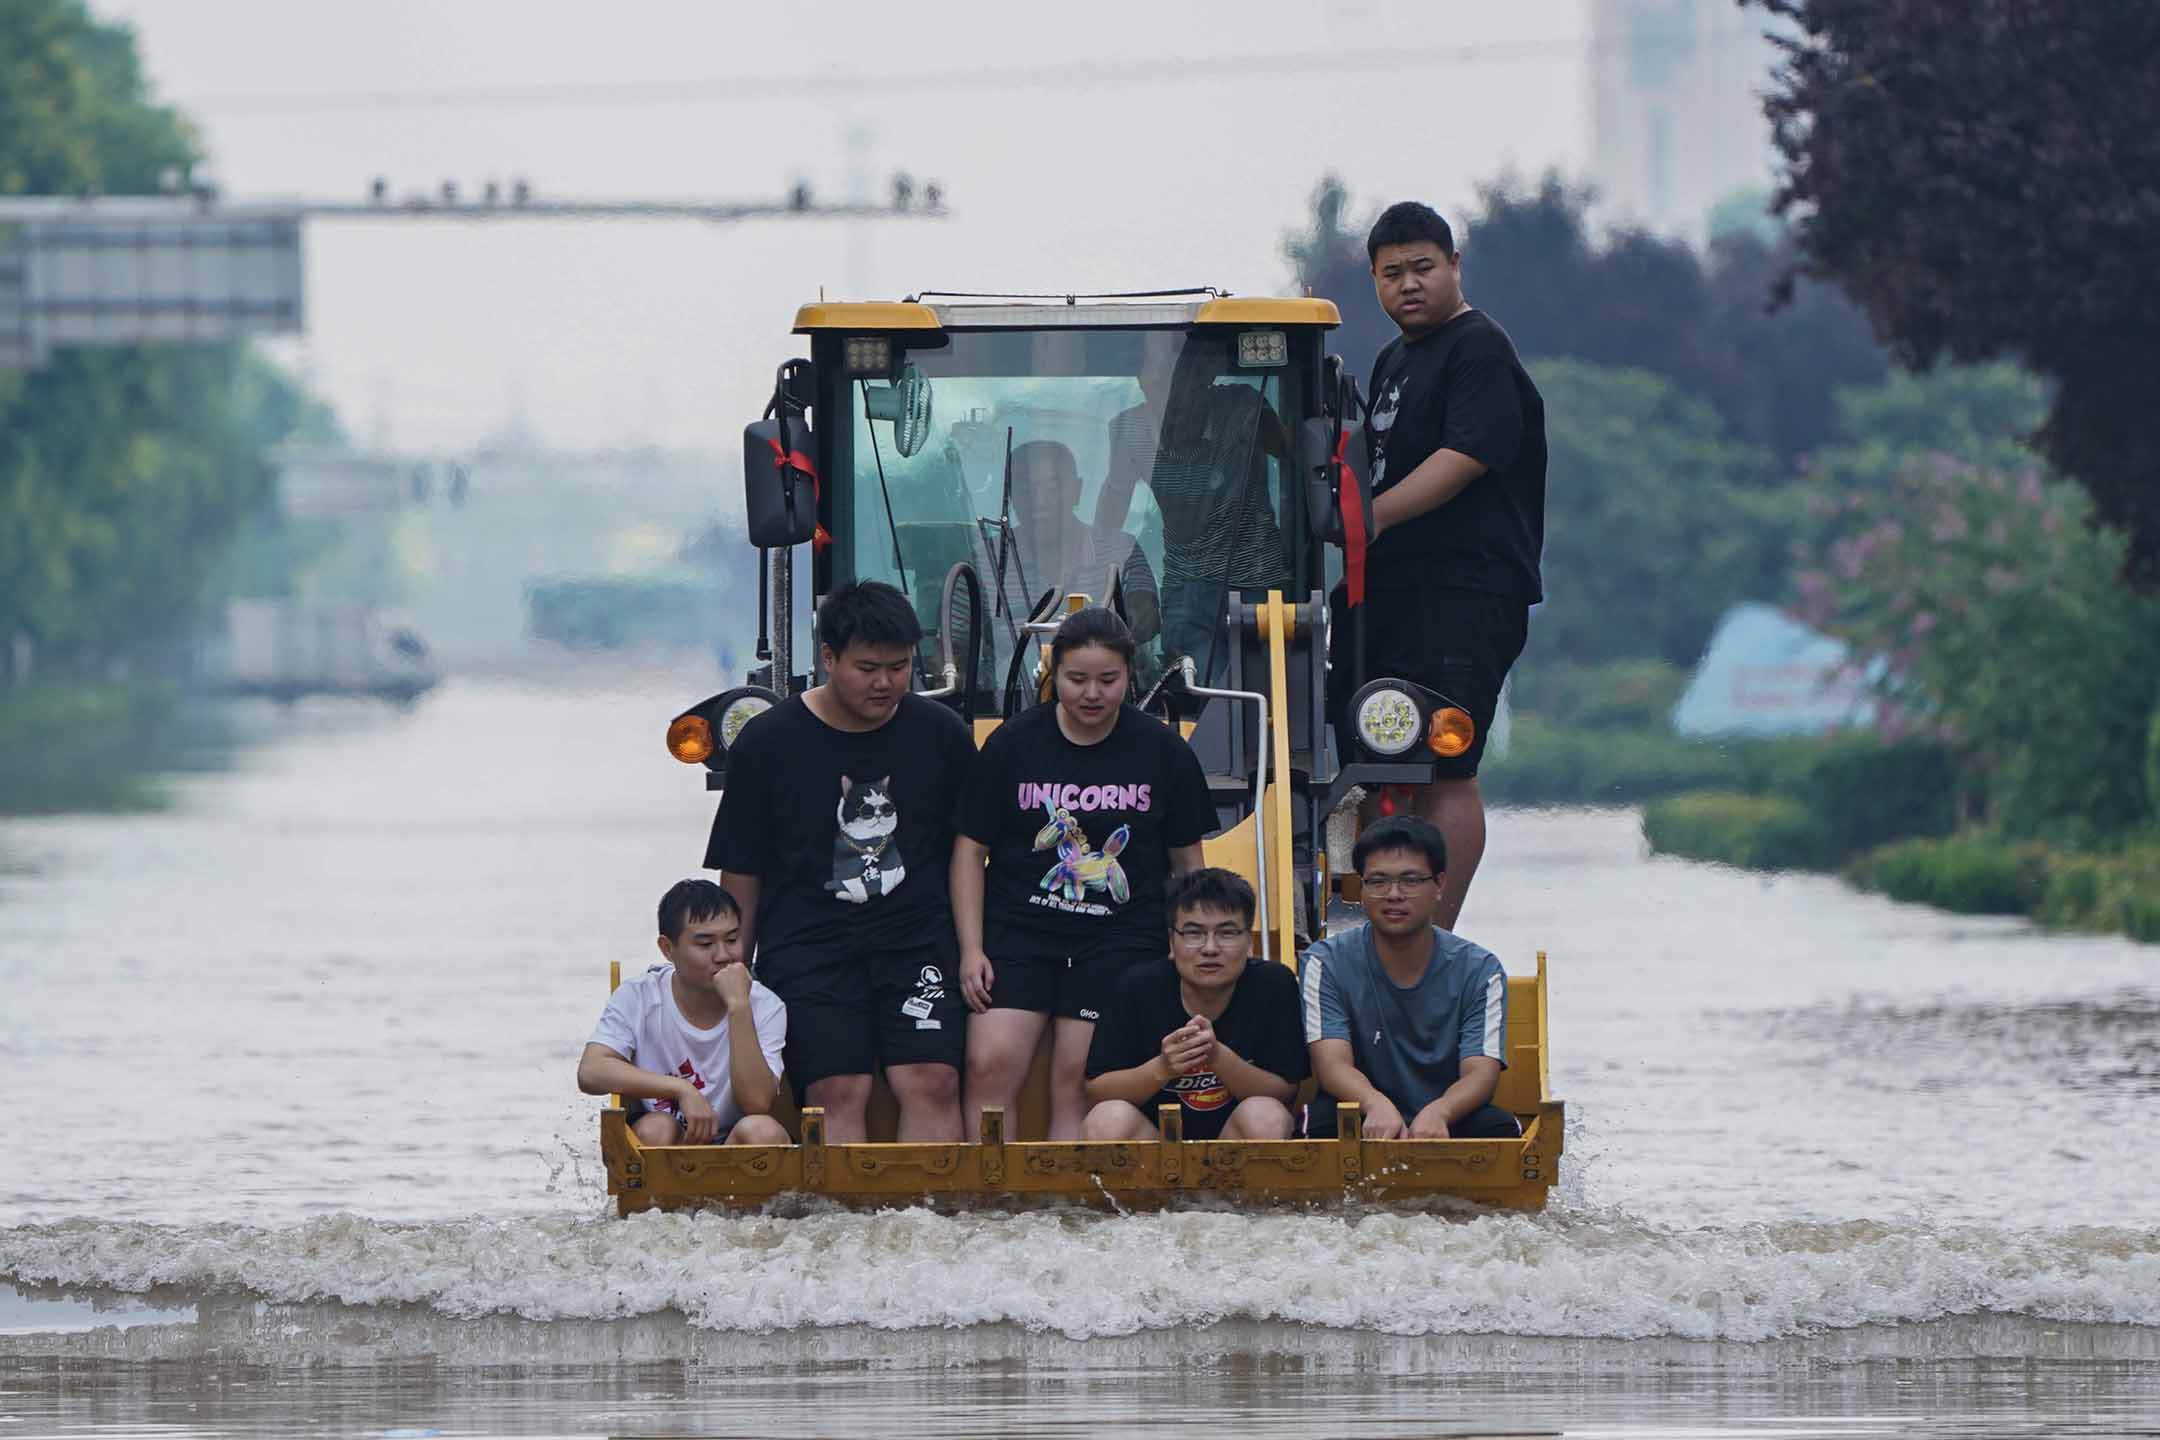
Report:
577,879,790,1145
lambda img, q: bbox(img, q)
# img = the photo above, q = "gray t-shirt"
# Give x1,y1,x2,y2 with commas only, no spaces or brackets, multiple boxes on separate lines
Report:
1299,922,1508,1115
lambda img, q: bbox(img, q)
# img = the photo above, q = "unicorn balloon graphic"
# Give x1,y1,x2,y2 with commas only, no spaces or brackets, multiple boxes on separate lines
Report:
1033,799,1131,905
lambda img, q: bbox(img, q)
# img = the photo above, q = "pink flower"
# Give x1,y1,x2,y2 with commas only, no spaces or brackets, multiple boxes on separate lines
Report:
1931,505,1968,542
1910,610,1936,637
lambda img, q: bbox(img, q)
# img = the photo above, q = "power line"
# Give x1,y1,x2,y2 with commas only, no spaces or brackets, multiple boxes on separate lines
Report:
177,38,1622,117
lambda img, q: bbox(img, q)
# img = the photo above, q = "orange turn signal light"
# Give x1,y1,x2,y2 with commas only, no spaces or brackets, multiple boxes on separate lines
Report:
1428,706,1475,758
667,714,715,764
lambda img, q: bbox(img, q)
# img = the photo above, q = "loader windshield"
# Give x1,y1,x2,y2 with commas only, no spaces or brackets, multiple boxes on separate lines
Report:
831,327,1313,704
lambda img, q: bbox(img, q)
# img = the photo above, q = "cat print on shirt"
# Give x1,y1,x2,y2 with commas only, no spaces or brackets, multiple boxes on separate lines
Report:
1368,378,1402,491
827,774,907,904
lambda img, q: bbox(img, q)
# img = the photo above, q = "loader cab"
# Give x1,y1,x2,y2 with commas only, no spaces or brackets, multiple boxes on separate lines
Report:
790,295,1337,711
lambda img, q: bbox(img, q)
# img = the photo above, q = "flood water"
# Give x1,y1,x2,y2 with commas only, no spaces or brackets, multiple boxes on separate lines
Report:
2,672,2156,1437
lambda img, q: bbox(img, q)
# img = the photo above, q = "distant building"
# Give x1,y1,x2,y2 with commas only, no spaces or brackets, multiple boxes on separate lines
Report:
1588,0,1786,242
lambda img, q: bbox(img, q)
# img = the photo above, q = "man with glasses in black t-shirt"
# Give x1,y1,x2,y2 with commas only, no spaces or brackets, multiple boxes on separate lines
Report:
1081,868,1307,1142
1329,201,1547,931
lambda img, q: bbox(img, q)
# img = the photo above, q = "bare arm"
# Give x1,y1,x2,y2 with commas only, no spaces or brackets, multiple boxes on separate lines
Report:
577,1043,695,1106
719,871,761,962
1308,1037,1407,1139
1372,447,1487,539
952,835,997,1011
1208,1041,1297,1103
725,1008,779,1116
1409,1055,1502,1139
1085,1052,1174,1107
950,836,988,956
1093,427,1141,533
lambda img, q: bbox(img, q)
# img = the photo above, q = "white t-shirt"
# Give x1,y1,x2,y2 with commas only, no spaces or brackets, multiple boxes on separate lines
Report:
588,963,787,1133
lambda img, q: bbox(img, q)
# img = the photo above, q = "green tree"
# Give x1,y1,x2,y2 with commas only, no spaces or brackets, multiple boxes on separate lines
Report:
1752,0,2160,584
1794,460,2160,837
0,1,195,197
1529,359,1787,669
0,0,332,679
1799,364,2050,548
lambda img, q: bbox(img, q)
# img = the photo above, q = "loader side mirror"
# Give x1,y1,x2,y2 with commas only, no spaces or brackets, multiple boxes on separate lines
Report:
743,413,821,549
1299,417,1340,543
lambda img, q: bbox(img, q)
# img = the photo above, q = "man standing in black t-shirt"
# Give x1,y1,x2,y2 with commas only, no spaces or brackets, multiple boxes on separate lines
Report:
707,581,974,1143
1329,201,1546,930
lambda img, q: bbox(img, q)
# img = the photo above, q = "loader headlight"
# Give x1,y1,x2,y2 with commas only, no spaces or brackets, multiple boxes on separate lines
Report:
717,691,773,749
1353,684,1423,758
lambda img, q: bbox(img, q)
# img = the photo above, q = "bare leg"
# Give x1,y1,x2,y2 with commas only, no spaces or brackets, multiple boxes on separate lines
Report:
1218,1096,1294,1140
725,1114,791,1146
1415,774,1486,931
1049,1017,1097,1141
1080,1099,1154,1141
886,1062,963,1142
804,1073,872,1144
630,1113,679,1147
964,1008,1050,1138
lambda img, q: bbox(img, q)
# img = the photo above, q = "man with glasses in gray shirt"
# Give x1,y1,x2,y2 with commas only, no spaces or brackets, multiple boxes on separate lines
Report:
1301,815,1519,1141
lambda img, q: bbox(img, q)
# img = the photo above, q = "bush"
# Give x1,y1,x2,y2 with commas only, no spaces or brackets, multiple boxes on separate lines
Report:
1641,791,1832,870
1845,834,2048,915
2038,839,2160,942
2147,704,2160,825
1765,733,1962,857
1481,717,1756,807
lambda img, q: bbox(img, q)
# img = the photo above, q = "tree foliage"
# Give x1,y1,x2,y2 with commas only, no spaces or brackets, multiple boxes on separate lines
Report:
1284,173,1886,466
1795,457,2160,837
0,0,333,678
0,0,196,197
1751,0,2160,583
1527,359,1787,669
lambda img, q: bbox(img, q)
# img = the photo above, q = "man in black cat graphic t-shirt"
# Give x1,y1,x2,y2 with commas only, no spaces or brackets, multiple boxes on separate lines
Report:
708,581,974,1143
1328,200,1546,934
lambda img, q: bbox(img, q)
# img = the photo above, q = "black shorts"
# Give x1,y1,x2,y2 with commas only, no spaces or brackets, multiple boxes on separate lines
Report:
1328,584,1529,779
756,938,967,1103
986,945,1154,1023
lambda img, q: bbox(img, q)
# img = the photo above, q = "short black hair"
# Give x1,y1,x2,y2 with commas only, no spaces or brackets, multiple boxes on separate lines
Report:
1166,866,1256,929
659,878,739,941
1367,201,1457,265
1351,815,1448,876
817,579,922,656
1048,605,1136,674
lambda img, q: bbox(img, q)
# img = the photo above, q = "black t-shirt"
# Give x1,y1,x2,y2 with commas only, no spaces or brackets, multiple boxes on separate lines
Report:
705,693,974,957
1083,957,1310,1140
957,703,1215,959
1363,308,1546,602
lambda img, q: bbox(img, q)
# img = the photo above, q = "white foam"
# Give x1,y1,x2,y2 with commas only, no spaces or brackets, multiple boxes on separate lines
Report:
5,1206,2157,1342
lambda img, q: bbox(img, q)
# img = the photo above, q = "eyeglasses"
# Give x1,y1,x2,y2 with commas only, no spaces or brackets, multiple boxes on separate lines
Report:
1359,871,1437,896
1172,925,1251,947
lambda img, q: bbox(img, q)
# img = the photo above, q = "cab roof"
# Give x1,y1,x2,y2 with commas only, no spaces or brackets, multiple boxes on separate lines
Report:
791,295,1340,332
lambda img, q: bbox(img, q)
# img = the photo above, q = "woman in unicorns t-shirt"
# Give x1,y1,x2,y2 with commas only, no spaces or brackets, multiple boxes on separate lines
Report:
953,607,1216,1140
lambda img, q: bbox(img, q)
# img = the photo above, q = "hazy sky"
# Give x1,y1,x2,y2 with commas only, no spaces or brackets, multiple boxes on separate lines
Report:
104,1,1593,452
